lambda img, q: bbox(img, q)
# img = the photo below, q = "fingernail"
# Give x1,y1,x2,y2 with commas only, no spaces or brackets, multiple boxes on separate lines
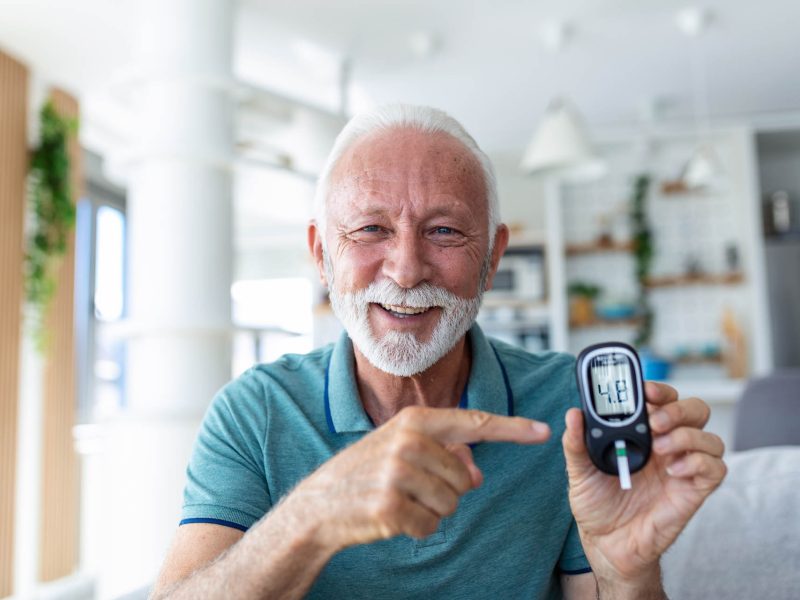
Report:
650,411,670,430
653,436,670,453
666,459,687,476
531,422,550,436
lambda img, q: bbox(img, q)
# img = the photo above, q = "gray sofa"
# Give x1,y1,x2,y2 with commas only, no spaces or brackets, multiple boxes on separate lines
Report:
733,370,800,450
662,446,800,599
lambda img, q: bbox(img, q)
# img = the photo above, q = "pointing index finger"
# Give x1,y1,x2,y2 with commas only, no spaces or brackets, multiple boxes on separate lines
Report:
401,407,551,445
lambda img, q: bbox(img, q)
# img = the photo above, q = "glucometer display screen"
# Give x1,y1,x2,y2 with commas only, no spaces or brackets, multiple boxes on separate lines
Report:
589,353,636,419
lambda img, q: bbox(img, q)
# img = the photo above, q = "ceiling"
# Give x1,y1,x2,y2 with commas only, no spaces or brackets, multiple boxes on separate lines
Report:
2,0,800,276
244,0,800,152
2,0,800,154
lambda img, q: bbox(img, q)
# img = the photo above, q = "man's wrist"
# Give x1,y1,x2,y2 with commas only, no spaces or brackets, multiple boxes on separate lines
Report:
249,493,341,564
595,563,667,600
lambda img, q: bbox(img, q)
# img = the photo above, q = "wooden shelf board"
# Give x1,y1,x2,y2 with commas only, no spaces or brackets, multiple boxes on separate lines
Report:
565,240,633,256
645,272,744,288
658,181,727,199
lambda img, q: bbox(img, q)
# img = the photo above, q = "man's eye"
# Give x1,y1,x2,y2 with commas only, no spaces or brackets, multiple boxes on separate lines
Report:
361,225,381,233
433,226,455,234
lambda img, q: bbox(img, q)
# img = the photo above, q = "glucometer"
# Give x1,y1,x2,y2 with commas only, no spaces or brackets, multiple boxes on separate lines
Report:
575,342,652,490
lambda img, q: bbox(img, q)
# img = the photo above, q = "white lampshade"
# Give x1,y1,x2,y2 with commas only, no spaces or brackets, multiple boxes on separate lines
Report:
520,98,605,181
681,144,725,191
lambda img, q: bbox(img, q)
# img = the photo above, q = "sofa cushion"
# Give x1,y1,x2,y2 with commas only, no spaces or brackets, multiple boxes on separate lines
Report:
662,446,800,599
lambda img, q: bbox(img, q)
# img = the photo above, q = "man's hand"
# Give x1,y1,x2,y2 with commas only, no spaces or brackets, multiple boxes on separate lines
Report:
153,406,551,600
562,381,727,596
283,406,551,552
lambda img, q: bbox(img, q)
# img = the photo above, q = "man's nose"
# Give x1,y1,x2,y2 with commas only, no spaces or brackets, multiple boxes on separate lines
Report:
383,232,432,289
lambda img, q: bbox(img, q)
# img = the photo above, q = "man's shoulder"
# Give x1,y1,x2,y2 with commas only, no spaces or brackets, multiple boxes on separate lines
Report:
212,344,334,415
487,335,576,373
250,343,334,379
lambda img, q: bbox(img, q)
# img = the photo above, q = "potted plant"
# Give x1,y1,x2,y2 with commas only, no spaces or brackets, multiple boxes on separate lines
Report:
25,100,78,349
568,282,602,326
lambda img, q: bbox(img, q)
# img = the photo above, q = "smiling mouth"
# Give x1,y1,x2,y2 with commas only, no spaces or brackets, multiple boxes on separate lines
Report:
376,303,435,318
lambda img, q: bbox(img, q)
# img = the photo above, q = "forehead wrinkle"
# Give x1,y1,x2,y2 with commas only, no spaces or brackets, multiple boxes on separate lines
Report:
337,128,482,179
333,163,483,209
327,128,488,220
333,180,477,219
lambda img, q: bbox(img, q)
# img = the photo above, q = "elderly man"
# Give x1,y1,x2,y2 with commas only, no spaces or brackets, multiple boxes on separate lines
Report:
152,105,726,599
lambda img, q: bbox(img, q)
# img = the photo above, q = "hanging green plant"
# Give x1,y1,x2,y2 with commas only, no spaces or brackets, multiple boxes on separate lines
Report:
24,100,78,346
630,173,654,348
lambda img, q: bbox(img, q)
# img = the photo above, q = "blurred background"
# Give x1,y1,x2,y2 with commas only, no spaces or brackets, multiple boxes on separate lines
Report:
1,0,799,598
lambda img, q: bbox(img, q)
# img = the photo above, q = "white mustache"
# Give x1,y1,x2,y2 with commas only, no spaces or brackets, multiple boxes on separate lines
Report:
355,279,464,309
328,272,483,377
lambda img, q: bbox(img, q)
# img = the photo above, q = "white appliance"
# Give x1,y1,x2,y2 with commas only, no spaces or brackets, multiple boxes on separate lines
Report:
485,248,545,302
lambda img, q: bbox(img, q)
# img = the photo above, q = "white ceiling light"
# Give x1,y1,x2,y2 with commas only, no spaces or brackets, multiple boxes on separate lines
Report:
675,6,725,191
680,144,724,190
520,97,606,181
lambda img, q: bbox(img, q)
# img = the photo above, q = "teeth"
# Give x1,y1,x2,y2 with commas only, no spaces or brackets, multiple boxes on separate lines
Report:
380,303,431,315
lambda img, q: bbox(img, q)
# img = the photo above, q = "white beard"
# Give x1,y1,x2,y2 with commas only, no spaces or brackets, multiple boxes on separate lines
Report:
325,255,486,377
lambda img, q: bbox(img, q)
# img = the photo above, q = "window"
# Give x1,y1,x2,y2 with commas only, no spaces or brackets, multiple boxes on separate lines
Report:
75,160,127,422
92,205,126,417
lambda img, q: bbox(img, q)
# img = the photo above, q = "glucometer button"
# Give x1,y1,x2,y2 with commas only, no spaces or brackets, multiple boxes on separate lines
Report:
591,427,603,439
635,423,648,434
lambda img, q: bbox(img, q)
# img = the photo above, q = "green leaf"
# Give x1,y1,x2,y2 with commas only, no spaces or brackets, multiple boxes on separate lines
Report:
629,173,654,347
24,99,78,351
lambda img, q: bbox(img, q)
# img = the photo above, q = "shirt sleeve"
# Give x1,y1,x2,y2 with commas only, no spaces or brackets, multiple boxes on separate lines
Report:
181,372,272,531
557,357,591,573
558,519,592,574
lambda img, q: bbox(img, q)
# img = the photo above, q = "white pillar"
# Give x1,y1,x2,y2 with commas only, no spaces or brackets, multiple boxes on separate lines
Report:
545,178,569,352
92,1,235,597
13,316,44,599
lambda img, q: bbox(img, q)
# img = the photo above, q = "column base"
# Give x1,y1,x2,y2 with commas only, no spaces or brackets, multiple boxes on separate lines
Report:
76,416,202,599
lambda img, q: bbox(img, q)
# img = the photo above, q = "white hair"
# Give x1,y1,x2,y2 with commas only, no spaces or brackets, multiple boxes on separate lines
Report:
312,103,501,247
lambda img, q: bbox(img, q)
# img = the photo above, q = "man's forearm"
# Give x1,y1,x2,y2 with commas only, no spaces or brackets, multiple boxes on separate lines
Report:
153,500,336,600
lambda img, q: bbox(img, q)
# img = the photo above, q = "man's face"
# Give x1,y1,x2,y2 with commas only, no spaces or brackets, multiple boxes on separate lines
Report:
310,128,507,376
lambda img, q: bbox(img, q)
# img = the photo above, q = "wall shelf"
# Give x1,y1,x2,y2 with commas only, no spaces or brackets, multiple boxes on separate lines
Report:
644,272,744,288
658,181,729,199
565,240,633,256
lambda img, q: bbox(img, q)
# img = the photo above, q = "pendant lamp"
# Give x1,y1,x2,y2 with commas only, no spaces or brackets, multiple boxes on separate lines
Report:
676,7,725,191
520,97,606,181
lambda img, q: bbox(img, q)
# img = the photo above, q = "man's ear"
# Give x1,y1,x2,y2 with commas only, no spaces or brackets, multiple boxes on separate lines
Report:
308,221,329,288
484,224,510,291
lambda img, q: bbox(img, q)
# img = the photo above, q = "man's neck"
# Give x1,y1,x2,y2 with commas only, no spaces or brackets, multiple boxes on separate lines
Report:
352,336,472,427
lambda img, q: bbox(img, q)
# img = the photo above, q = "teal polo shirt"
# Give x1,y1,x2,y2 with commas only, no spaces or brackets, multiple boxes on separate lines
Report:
182,324,590,599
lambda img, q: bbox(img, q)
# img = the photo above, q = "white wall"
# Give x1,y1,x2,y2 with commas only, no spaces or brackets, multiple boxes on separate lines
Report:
490,152,547,237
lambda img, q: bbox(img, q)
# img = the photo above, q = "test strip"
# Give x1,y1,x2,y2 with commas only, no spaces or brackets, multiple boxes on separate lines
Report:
615,439,632,490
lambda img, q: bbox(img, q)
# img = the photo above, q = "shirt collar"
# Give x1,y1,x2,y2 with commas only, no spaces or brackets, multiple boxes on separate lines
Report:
324,323,513,434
